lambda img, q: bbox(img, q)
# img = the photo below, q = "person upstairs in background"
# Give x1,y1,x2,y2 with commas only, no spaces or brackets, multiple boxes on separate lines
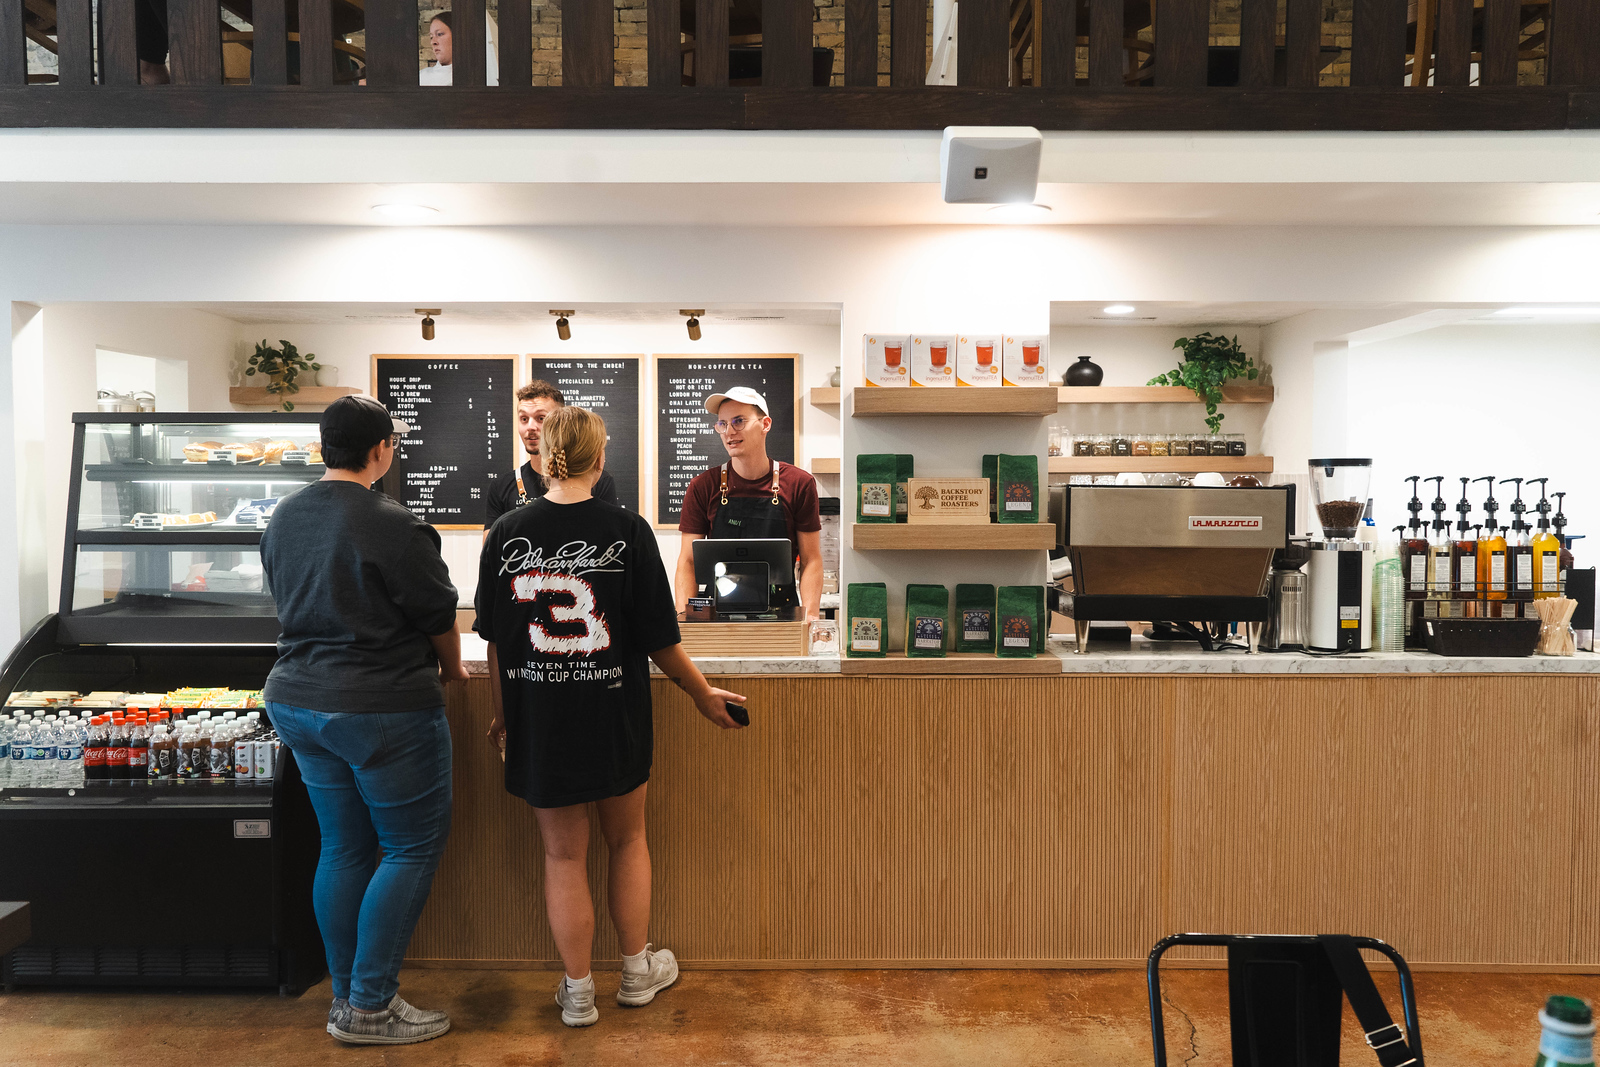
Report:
484,380,619,531
674,386,823,620
261,395,466,1047
419,10,500,85
134,0,170,83
476,405,745,1028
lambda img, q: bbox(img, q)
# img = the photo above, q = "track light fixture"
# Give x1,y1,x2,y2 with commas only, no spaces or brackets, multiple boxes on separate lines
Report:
681,309,704,342
416,308,441,341
551,310,574,341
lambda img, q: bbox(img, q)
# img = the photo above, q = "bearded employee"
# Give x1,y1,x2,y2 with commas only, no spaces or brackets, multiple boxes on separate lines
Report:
485,380,619,531
674,386,822,621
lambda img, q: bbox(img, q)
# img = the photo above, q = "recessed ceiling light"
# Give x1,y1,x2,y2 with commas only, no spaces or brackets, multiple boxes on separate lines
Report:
986,203,1053,224
1102,304,1137,315
371,203,441,223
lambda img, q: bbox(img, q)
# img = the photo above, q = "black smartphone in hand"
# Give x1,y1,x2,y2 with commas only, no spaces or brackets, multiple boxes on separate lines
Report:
725,701,750,727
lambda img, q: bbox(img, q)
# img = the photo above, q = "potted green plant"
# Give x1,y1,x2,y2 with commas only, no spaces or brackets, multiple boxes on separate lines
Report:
1146,332,1258,432
246,339,322,411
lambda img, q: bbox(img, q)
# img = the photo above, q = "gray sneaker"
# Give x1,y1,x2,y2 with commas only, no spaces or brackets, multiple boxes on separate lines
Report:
388,995,449,1026
329,1001,451,1045
555,975,599,1027
328,997,348,1035
617,945,679,1007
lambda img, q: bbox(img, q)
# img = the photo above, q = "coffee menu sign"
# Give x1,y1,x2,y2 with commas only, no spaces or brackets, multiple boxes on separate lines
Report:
373,354,515,529
654,355,796,526
528,356,644,513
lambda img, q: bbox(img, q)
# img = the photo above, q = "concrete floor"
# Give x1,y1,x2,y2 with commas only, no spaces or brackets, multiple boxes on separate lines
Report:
0,966,1589,1065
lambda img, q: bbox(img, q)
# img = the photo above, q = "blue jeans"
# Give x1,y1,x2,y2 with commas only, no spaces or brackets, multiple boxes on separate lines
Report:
267,703,452,1011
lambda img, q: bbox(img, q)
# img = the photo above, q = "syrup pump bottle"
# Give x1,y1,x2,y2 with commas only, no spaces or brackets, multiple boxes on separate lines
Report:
1473,476,1507,603
1426,476,1452,602
1500,477,1534,605
1554,492,1574,595
1530,478,1562,599
1452,478,1479,606
1399,477,1429,601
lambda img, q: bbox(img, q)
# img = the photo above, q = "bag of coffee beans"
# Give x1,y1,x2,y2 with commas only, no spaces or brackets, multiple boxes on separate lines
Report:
895,455,915,523
955,584,996,653
845,582,889,657
904,584,948,657
982,454,998,521
995,454,1039,524
856,455,896,523
997,585,1042,658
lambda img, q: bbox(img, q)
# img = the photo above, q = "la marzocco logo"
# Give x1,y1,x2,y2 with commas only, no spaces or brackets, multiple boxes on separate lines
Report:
1188,515,1263,530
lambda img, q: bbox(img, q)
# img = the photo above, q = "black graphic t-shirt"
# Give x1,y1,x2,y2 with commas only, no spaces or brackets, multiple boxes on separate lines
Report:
474,496,680,808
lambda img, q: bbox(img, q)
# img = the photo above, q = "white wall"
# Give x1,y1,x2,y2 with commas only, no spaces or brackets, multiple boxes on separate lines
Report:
1341,324,1600,541
9,222,1600,646
96,348,191,411
230,320,843,601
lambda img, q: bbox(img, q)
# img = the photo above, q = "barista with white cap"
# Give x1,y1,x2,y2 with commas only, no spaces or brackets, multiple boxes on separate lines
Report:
674,386,823,620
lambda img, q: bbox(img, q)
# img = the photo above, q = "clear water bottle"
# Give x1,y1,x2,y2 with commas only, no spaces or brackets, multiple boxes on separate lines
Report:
8,720,30,787
1536,995,1595,1066
0,717,12,787
27,719,54,786
55,718,84,788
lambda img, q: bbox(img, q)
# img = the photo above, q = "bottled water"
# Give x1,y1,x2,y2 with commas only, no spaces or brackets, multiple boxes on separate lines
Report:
55,718,84,788
27,720,54,786
9,721,30,787
0,717,12,787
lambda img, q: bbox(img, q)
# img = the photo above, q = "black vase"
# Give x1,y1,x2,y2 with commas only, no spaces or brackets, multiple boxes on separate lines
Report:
1064,355,1103,387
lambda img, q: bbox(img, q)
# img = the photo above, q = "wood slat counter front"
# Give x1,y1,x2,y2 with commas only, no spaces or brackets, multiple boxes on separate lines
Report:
410,657,1600,972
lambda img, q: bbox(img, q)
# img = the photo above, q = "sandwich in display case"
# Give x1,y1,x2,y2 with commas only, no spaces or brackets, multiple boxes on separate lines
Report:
0,414,326,992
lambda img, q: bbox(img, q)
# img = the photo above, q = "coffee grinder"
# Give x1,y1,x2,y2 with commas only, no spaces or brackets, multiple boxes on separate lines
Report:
1307,458,1374,652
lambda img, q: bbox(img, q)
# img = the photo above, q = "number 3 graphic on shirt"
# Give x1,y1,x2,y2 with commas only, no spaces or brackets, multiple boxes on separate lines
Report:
511,572,613,656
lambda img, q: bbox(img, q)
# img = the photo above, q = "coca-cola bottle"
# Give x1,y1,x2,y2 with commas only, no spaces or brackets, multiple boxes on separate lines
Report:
83,716,108,782
106,716,130,781
126,717,150,782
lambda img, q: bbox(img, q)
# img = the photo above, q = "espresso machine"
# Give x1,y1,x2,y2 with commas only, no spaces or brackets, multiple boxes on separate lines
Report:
1306,458,1374,653
1053,484,1292,653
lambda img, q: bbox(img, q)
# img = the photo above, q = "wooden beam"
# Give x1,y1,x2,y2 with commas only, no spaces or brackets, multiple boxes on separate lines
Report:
888,0,924,85
763,0,811,87
1284,0,1320,88
562,0,609,86
453,0,486,85
1153,0,1206,87
1479,0,1520,87
169,0,222,83
645,0,678,88
54,0,93,84
297,0,333,86
1087,0,1120,87
694,0,727,86
362,0,418,87
1038,0,1074,88
1,0,27,85
1433,0,1472,86
250,0,288,84
1350,0,1406,87
957,0,1007,86
1237,0,1273,88
98,0,140,84
1548,0,1600,86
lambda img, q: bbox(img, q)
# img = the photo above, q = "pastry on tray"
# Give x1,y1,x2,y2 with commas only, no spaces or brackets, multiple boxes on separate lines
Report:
230,442,263,462
183,440,223,463
262,439,296,464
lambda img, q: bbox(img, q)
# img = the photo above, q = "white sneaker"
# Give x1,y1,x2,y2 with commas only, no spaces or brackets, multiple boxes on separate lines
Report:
555,974,599,1027
616,945,679,1007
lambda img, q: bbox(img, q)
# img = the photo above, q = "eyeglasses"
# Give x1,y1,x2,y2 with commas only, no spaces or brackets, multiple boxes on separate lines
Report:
389,433,400,447
713,416,758,435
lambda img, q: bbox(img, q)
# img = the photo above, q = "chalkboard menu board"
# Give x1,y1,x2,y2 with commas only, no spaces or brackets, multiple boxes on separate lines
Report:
527,356,643,513
654,355,796,526
373,354,515,529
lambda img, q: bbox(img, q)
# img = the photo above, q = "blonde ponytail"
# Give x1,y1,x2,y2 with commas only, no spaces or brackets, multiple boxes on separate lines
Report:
539,406,606,483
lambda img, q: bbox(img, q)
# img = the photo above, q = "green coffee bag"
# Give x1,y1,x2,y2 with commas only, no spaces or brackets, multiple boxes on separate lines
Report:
955,584,996,653
904,584,948,657
846,582,889,657
995,454,1039,524
895,454,915,523
997,585,1042,658
856,455,896,523
982,454,998,521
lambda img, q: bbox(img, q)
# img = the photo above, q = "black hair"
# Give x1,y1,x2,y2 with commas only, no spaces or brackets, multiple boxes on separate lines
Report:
323,440,381,471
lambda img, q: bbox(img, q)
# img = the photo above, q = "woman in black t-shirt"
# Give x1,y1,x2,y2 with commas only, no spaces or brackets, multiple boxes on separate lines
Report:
475,405,745,1028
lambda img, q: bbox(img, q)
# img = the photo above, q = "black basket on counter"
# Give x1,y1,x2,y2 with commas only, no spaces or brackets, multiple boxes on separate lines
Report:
1424,617,1540,657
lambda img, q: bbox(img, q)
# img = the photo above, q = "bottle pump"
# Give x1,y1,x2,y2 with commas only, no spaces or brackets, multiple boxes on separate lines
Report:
1500,478,1533,602
1473,476,1507,602
1426,476,1451,601
1530,479,1562,599
1451,478,1478,603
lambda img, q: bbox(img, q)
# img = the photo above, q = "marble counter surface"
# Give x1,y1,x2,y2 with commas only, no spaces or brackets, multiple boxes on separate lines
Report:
1048,637,1600,674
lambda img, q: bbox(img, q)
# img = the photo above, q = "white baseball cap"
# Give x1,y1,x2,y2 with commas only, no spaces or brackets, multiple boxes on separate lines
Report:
704,386,769,417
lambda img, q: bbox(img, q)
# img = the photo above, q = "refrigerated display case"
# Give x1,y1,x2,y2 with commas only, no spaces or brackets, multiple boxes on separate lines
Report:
0,414,326,992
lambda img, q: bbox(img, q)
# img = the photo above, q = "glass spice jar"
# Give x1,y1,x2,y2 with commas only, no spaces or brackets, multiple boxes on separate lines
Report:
1188,433,1210,456
1207,433,1227,455
1091,434,1114,457
1112,434,1132,457
1131,434,1152,457
1150,435,1170,457
1169,435,1191,456
1226,432,1247,456
1073,434,1093,457
1047,428,1063,457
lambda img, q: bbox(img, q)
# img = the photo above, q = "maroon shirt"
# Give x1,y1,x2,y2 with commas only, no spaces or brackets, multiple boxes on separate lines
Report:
678,461,822,551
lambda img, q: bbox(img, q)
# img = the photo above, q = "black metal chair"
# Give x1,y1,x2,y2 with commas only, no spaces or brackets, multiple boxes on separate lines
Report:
1148,933,1424,1067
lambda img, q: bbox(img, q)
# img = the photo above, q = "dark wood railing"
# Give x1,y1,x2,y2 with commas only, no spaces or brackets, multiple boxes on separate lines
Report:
2,0,1599,129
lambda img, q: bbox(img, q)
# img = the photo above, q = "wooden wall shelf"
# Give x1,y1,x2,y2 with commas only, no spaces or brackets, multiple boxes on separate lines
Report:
1049,455,1274,474
853,389,1057,417
840,652,1061,675
810,457,841,474
852,522,1056,550
1056,386,1274,405
808,387,841,406
230,385,360,407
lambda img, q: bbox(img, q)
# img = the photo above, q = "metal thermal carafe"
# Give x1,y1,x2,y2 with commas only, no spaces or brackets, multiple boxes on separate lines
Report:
1306,457,1375,652
1263,538,1310,651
